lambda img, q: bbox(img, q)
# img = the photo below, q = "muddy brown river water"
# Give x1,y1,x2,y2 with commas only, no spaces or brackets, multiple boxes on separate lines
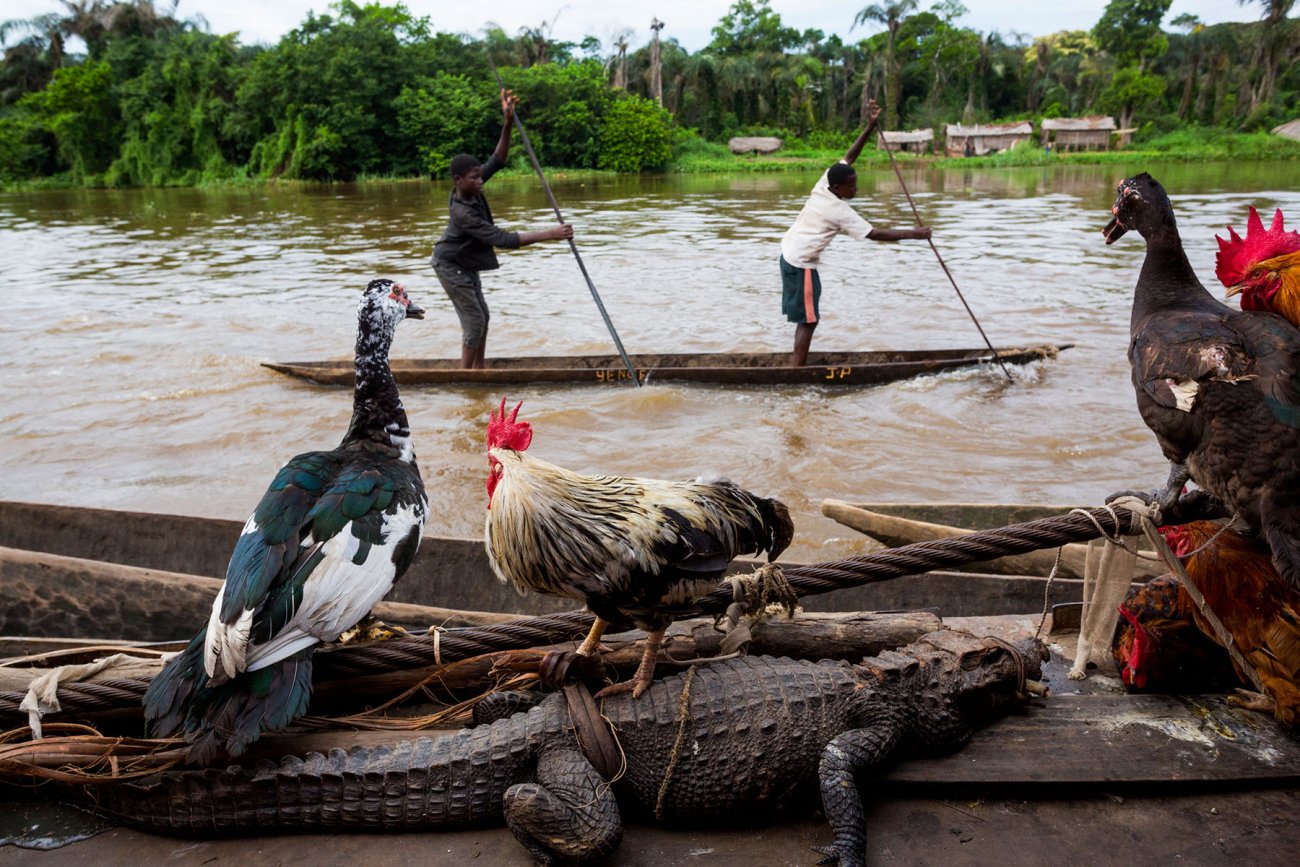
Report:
2,161,1297,561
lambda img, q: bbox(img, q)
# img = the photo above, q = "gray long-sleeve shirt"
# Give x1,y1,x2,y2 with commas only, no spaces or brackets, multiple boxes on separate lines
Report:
432,154,521,272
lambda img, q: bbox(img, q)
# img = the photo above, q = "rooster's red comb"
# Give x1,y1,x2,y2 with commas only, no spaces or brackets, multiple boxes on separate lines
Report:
1215,206,1300,288
487,397,533,452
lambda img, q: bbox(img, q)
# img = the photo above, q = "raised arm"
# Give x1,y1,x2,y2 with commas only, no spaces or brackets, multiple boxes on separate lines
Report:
843,98,882,166
494,89,518,164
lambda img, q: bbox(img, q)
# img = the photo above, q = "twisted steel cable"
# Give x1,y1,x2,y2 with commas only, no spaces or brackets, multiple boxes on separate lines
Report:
0,507,1142,719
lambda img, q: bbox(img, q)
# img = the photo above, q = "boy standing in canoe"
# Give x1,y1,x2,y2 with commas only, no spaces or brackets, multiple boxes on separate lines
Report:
780,98,931,367
433,89,573,370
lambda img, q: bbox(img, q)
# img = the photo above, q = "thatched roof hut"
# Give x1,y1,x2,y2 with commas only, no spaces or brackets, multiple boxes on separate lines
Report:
880,128,934,154
1041,116,1117,151
944,122,1033,157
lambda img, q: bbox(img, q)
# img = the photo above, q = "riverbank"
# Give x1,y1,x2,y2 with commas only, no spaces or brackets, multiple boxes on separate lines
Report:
5,130,1298,192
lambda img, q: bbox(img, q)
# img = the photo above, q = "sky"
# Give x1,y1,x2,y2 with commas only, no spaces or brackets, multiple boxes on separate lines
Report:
1,1,1265,52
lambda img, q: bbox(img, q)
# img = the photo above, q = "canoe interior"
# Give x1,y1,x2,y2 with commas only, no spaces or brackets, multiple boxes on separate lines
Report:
0,500,1094,624
850,502,1085,531
263,343,1071,386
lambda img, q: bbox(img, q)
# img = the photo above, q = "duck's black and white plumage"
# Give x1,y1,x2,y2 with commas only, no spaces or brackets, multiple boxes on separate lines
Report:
144,279,428,763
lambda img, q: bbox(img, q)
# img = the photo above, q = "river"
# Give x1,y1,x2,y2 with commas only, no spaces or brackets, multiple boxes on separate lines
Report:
2,161,1297,561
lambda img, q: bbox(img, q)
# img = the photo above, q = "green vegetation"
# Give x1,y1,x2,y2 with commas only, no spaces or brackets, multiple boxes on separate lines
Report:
1,0,1297,188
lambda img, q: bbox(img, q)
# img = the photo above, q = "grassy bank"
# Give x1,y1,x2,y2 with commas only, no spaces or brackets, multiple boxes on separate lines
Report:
5,130,1297,192
663,128,1300,174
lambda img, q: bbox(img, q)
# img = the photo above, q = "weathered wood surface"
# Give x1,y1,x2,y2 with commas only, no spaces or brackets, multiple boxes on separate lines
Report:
310,610,945,706
884,693,1300,784
263,344,1068,387
0,500,569,618
0,611,943,722
0,501,1105,619
0,547,520,643
821,499,1165,581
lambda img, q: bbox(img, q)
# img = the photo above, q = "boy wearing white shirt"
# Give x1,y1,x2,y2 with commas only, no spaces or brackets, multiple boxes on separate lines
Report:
780,98,931,366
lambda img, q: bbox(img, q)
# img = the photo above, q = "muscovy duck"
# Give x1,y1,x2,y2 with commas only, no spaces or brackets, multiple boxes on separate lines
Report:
144,279,428,763
1104,173,1300,588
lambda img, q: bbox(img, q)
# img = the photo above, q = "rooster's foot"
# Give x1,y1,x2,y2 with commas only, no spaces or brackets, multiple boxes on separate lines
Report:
594,675,651,700
337,616,409,644
1226,688,1276,716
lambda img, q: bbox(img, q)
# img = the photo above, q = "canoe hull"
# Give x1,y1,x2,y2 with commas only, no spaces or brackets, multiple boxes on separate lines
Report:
263,344,1069,387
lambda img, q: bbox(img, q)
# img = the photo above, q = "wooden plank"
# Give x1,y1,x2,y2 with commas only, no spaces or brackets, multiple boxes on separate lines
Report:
884,694,1300,784
0,547,521,643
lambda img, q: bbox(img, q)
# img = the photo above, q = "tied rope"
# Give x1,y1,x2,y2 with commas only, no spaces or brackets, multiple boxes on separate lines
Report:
0,507,1148,722
654,664,698,821
1140,515,1265,694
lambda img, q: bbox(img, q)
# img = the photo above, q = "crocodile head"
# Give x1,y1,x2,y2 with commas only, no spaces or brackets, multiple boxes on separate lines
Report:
859,630,1047,744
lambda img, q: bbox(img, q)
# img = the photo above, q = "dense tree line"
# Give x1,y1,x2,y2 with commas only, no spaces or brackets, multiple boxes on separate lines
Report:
0,0,1296,185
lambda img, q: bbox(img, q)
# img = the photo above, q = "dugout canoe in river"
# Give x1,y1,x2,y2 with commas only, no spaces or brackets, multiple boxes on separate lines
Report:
0,499,1115,645
262,344,1070,387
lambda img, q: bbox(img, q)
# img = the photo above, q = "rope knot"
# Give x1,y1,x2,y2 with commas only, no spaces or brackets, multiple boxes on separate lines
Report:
717,564,798,655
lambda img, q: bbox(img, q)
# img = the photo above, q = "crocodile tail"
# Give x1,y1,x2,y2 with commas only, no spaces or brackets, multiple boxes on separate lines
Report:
144,639,314,765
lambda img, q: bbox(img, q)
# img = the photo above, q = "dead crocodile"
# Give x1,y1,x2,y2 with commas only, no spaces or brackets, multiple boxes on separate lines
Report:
92,630,1042,865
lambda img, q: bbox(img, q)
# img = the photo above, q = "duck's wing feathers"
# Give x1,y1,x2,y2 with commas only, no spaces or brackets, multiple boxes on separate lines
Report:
205,452,426,681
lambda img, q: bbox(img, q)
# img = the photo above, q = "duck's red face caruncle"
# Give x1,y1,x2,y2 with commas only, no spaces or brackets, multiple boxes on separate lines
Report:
1103,176,1145,245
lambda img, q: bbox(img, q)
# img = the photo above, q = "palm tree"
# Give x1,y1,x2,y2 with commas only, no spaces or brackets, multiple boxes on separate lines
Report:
851,0,918,130
1237,0,1296,110
610,29,632,89
1170,13,1204,120
649,17,665,105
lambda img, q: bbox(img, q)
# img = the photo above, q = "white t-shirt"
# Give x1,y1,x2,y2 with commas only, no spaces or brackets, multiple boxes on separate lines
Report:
779,164,874,269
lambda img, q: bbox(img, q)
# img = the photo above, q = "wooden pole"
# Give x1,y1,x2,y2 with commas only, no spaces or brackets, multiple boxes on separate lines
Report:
489,62,642,387
875,129,1014,383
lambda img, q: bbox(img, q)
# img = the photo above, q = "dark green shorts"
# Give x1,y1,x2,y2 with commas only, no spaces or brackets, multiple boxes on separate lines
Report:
780,256,821,324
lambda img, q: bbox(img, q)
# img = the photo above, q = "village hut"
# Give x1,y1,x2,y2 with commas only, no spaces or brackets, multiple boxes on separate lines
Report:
1040,116,1118,151
1272,119,1300,142
728,136,782,155
944,121,1033,157
880,128,934,154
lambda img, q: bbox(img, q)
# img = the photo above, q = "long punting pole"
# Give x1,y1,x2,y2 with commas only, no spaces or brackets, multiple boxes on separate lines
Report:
489,62,641,387
875,129,1014,384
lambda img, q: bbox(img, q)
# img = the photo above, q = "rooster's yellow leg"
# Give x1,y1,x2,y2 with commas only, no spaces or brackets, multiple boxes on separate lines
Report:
594,629,664,700
576,618,609,656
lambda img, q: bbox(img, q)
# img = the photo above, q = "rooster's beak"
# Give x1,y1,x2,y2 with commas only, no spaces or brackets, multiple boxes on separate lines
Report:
1223,283,1246,299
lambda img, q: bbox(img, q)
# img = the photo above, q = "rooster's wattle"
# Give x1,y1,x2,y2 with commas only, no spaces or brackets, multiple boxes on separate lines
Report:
483,399,794,698
1104,173,1300,590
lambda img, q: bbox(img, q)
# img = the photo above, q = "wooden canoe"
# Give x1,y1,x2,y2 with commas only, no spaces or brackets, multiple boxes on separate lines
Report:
822,500,1165,581
0,500,1100,638
262,344,1070,387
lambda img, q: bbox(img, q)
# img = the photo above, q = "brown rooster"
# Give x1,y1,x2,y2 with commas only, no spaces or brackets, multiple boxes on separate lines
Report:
1155,521,1300,726
1111,574,1239,694
1216,206,1300,323
483,398,795,698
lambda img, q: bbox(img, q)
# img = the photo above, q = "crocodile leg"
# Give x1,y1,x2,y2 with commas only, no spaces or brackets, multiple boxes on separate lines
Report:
503,747,622,864
813,723,904,867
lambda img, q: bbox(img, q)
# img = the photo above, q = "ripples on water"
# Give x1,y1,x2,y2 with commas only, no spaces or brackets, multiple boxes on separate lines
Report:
2,162,1297,560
